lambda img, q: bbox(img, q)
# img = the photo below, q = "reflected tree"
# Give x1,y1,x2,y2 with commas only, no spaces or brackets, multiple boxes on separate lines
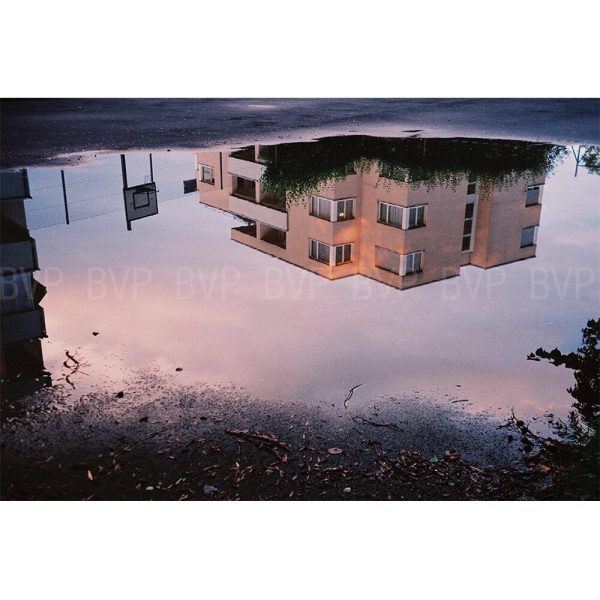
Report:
582,146,600,175
528,318,600,433
259,136,568,202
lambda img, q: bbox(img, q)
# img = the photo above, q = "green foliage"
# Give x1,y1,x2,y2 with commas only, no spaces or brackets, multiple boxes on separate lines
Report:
582,146,600,174
257,135,568,202
528,319,600,500
529,318,600,429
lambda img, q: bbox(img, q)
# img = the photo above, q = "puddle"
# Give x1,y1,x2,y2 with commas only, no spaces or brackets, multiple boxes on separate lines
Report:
2,135,599,435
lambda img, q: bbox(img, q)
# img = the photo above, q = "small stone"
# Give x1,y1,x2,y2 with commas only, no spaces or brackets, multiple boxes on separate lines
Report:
343,487,351,494
146,486,154,491
203,484,218,496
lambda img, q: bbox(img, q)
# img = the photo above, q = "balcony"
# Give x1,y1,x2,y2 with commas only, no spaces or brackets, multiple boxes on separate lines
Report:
1,219,38,273
260,225,286,249
259,190,287,213
1,307,47,344
231,176,257,202
232,223,257,238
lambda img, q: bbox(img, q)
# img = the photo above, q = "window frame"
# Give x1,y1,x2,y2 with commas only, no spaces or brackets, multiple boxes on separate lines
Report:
378,201,427,230
406,204,427,230
461,198,478,253
199,164,215,185
525,184,543,206
309,239,354,266
520,226,538,248
310,196,355,222
377,201,404,229
402,251,424,276
375,246,401,275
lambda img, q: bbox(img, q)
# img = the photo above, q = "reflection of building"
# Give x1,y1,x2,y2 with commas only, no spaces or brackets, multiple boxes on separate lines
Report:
1,170,51,401
196,141,544,289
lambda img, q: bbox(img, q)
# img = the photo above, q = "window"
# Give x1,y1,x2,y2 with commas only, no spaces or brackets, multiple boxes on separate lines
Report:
462,201,476,252
375,247,401,274
335,198,354,221
407,205,426,229
378,201,403,228
310,196,355,222
200,164,214,184
378,202,426,229
335,244,352,265
310,240,331,264
526,185,542,206
310,196,331,220
232,176,256,201
467,182,477,195
521,226,537,248
404,251,423,275
309,240,353,266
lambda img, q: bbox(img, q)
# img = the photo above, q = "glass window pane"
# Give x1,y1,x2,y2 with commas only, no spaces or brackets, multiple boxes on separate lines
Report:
335,245,343,265
526,187,540,205
467,183,477,195
462,236,471,251
414,252,421,272
318,242,330,263
376,247,400,274
389,204,402,227
344,244,352,263
378,202,386,222
464,202,474,218
521,227,535,247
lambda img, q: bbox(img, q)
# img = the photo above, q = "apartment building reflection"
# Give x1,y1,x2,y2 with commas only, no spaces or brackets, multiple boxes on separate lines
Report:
1,170,51,401
195,138,545,290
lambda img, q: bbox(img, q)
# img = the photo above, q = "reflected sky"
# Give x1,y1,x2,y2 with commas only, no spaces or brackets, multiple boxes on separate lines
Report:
2,137,599,422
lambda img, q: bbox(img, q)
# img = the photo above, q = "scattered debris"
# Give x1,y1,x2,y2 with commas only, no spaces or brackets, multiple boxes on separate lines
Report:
343,383,363,410
352,415,402,430
328,447,344,455
203,484,218,496
444,450,460,462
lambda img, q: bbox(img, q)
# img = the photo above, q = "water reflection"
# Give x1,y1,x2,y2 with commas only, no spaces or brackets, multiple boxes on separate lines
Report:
0,170,51,401
196,137,553,290
0,135,597,421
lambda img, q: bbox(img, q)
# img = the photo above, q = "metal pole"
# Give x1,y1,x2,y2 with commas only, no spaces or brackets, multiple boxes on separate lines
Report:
60,170,70,225
121,154,131,230
149,153,154,183
219,152,223,189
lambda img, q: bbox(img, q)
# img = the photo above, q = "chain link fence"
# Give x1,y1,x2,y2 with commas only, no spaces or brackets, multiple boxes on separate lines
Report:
24,151,196,230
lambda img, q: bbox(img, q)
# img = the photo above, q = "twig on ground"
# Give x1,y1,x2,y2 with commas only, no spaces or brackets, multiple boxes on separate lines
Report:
343,384,364,410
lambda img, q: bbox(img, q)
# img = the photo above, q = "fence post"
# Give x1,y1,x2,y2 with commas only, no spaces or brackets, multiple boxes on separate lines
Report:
121,154,131,231
60,170,70,225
